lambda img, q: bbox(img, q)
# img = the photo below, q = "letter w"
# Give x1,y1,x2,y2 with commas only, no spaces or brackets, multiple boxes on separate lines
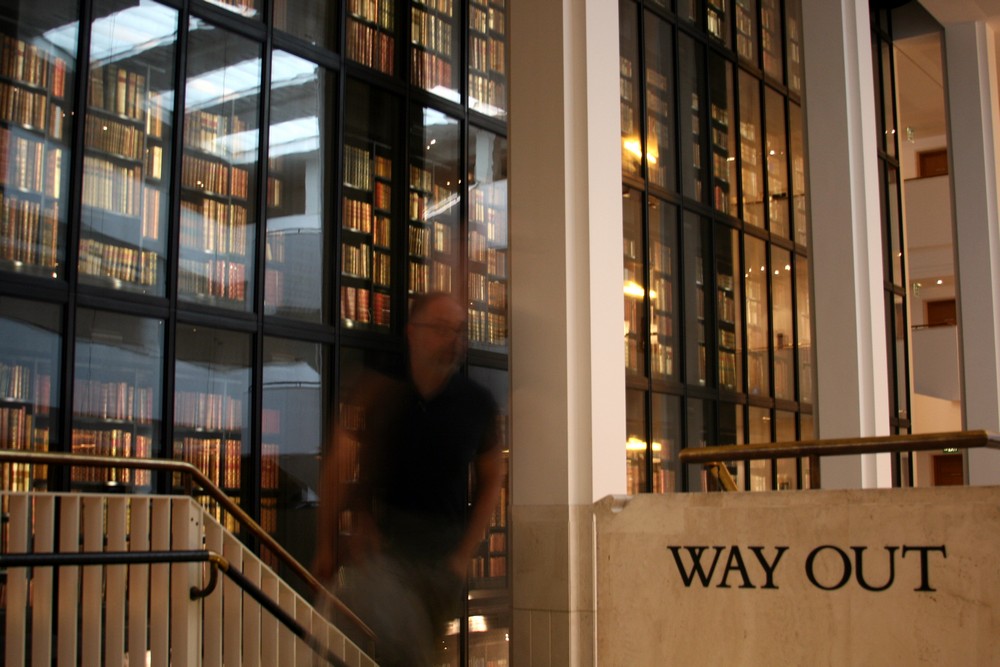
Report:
667,546,724,587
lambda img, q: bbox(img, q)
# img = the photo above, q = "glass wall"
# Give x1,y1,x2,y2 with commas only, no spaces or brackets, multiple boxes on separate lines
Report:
620,0,814,491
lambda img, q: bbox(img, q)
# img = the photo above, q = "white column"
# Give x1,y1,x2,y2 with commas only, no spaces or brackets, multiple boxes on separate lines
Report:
943,21,1000,485
801,0,892,488
509,0,626,663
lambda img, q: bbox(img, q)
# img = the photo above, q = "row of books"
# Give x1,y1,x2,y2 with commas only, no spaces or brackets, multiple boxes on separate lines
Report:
179,199,249,255
408,259,452,293
349,0,395,30
469,4,504,36
469,35,505,75
1,34,67,97
71,429,152,485
468,273,505,308
343,197,374,233
649,340,674,377
73,378,156,423
175,436,242,489
408,221,453,257
178,257,248,301
347,18,396,75
1,127,47,192
412,7,453,56
78,237,159,286
175,390,244,432
82,155,142,216
89,65,146,122
414,0,454,15
0,363,50,405
411,50,453,92
85,114,145,162
3,459,49,492
467,307,505,345
344,144,373,190
340,285,391,326
0,194,59,267
469,187,504,223
0,80,50,133
0,405,46,450
468,230,505,264
470,246,506,277
469,74,506,114
182,154,251,199
469,553,505,579
342,240,391,284
185,109,250,158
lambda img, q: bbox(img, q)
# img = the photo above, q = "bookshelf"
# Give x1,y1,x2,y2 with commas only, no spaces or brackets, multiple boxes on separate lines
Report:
679,35,705,203
648,197,677,382
0,33,69,277
760,0,782,81
745,237,769,396
765,87,788,237
706,0,729,46
644,14,672,191
772,247,793,401
623,188,644,377
347,0,396,75
716,227,742,391
467,127,507,350
786,0,803,95
468,0,507,118
619,1,640,180
739,69,763,228
709,57,736,217
410,0,457,101
735,0,757,65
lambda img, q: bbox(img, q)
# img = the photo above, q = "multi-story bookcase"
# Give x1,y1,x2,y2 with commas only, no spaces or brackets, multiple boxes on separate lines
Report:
0,0,510,664
620,0,814,493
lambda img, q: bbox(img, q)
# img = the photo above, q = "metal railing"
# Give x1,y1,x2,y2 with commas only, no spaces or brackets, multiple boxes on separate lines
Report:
0,448,373,646
680,429,1000,490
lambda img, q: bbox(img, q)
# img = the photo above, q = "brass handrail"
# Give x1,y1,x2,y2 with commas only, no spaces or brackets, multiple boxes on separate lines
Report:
678,429,1000,465
0,449,374,646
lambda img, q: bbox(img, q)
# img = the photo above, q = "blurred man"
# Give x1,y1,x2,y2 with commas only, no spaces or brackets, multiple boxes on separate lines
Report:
315,292,504,666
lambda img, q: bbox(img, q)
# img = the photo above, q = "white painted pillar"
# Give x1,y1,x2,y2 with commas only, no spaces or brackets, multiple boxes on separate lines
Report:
943,21,1000,485
509,0,626,663
801,0,892,488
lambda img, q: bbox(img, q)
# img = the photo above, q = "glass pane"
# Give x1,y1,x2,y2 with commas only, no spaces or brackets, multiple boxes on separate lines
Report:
739,71,763,228
678,35,705,203
718,402,744,489
735,0,757,65
179,20,261,310
796,255,812,406
765,87,788,237
760,0,782,80
466,366,510,667
0,297,61,491
619,1,641,179
408,106,459,297
685,398,713,491
623,186,644,378
274,0,338,49
644,11,674,191
683,213,710,386
625,388,647,494
202,0,260,19
748,405,770,490
0,0,78,279
708,54,737,216
774,409,795,489
73,308,162,492
262,337,327,581
716,226,742,391
881,41,896,159
346,0,396,75
468,127,508,351
707,0,730,48
173,324,250,529
786,0,803,94
341,80,398,330
469,0,507,119
745,235,769,396
894,293,909,422
790,101,807,246
648,197,678,382
677,0,699,24
652,392,681,492
887,165,902,287
410,0,458,102
772,247,793,401
79,0,178,295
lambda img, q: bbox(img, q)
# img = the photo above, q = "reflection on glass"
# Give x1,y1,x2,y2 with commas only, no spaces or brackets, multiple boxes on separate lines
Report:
685,398,713,491
786,0,803,94
411,0,458,102
203,0,260,19
648,197,677,382
341,80,398,330
735,0,757,65
266,52,332,323
346,0,395,74
790,101,807,246
73,308,162,492
468,128,508,351
796,255,812,405
620,1,641,179
644,12,673,191
775,410,795,489
745,236,769,396
274,0,338,49
707,0,730,47
408,106,459,298
772,247,793,401
894,293,909,421
760,0,783,80
79,0,178,295
718,402,744,489
765,87,788,237
708,54,736,215
179,20,261,310
0,0,78,279
262,337,326,579
748,405,771,490
886,164,902,287
173,324,250,531
0,297,61,491
739,71,763,227
653,393,682,492
684,213,710,386
466,366,510,667
881,41,896,159
623,187,644,377
625,389,647,494
716,226,742,391
469,0,507,119
679,35,705,202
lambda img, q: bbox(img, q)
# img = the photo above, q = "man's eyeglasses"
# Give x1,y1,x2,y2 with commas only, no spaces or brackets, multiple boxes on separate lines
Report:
411,321,467,338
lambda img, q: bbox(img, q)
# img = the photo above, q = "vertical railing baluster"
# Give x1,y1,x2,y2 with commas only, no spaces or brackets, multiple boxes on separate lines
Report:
57,495,81,666
105,497,128,667
170,498,201,665
203,518,224,667
81,496,106,664
32,495,56,665
5,494,29,667
149,497,171,667
128,497,151,667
